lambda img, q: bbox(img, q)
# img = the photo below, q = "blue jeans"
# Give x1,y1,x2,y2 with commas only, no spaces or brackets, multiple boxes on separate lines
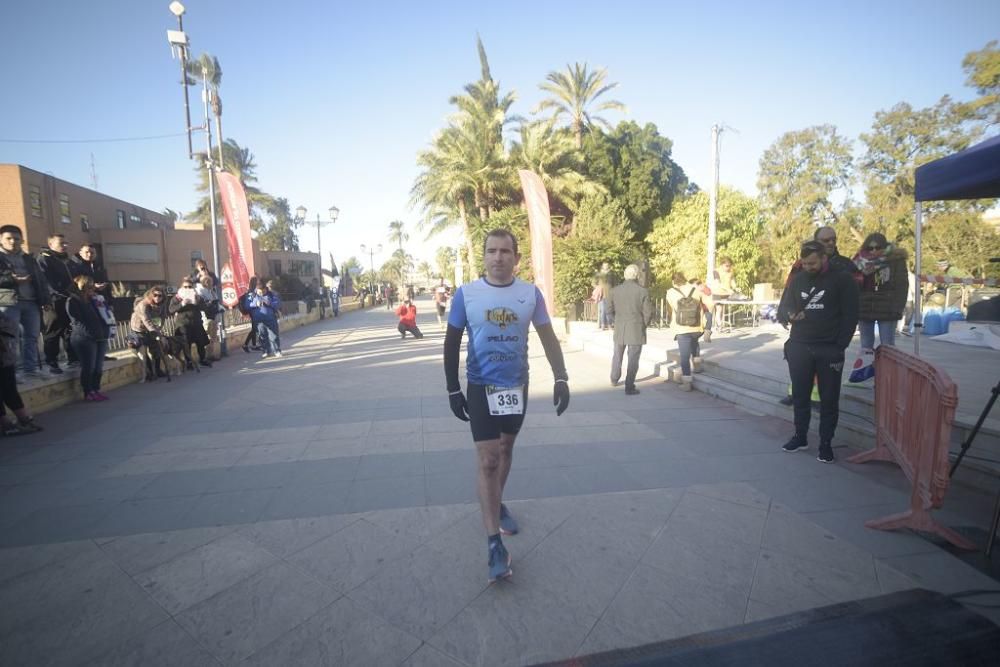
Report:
257,318,281,354
676,332,702,377
0,302,41,373
598,299,613,329
70,335,107,395
858,319,897,350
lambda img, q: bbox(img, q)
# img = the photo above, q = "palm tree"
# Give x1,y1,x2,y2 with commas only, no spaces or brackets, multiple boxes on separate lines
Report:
417,260,434,284
534,63,626,149
509,120,604,212
187,53,225,168
189,139,273,228
162,208,181,225
387,220,409,251
411,37,516,274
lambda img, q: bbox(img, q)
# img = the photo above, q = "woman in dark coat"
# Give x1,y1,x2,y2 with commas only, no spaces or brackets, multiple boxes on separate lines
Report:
69,244,110,299
852,232,909,350
66,275,112,401
169,278,212,368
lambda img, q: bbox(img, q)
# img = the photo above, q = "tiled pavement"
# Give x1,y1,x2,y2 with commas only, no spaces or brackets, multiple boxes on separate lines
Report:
1,299,997,665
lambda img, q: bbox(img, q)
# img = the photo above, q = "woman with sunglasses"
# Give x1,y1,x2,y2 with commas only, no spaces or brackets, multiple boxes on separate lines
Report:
852,233,909,351
130,286,169,378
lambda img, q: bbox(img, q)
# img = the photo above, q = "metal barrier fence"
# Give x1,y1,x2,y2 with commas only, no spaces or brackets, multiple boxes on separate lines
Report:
846,345,975,550
578,299,672,329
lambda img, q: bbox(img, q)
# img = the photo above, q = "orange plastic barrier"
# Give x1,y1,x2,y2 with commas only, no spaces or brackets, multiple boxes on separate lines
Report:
846,346,975,549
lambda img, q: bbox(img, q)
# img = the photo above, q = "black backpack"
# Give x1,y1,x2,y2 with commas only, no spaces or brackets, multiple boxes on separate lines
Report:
673,287,701,327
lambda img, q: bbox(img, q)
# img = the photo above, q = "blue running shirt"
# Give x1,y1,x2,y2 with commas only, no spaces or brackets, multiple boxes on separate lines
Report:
448,278,551,386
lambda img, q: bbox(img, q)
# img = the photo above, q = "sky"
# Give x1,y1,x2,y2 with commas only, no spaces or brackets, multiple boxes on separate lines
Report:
1,0,997,272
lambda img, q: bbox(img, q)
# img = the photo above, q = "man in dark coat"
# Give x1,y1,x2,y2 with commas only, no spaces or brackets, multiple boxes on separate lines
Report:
69,244,110,300
38,233,78,373
608,264,653,395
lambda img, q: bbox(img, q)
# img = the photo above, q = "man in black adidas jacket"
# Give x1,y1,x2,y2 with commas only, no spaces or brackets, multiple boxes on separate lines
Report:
777,241,859,463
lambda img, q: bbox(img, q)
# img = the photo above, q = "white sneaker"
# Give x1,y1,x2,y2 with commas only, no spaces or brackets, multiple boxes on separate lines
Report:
274,351,283,358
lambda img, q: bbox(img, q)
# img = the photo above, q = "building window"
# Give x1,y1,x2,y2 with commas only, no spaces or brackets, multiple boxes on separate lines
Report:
59,194,71,224
304,261,315,277
190,250,203,269
104,243,159,264
80,215,89,232
29,185,42,217
129,214,141,227
269,259,282,276
116,210,126,229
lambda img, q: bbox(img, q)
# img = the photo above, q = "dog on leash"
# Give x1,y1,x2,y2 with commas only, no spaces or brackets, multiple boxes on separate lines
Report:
129,333,198,382
158,334,199,379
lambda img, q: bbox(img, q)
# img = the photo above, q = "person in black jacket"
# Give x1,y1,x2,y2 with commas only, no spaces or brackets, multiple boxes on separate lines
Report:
169,278,212,368
0,225,50,378
69,244,110,299
66,275,111,401
38,233,78,373
777,241,860,463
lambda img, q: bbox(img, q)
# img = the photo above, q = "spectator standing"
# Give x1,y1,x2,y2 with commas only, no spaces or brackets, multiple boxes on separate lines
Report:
66,276,111,401
130,287,169,378
240,277,260,353
667,272,708,391
607,264,653,395
0,316,42,434
852,233,908,350
396,299,424,339
688,277,714,343
250,280,283,358
708,256,736,334
0,225,49,379
777,241,859,463
69,243,110,300
170,278,212,368
434,279,450,325
190,259,220,293
329,285,340,317
195,274,220,352
596,262,614,330
38,234,78,374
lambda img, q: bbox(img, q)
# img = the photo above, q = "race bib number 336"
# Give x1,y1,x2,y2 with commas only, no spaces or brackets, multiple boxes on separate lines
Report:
486,385,524,416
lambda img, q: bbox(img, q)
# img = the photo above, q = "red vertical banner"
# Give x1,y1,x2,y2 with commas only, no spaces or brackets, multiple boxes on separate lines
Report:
215,171,255,297
518,169,555,317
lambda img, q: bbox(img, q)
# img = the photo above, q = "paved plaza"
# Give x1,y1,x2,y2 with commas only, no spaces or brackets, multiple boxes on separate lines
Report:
1,298,998,665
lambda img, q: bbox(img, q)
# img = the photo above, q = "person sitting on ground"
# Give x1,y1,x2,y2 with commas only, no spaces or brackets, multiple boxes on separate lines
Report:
66,275,112,402
0,316,42,435
170,278,212,368
130,286,169,378
396,299,423,339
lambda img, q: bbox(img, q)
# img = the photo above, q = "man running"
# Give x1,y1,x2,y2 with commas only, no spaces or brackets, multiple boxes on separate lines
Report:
444,229,570,583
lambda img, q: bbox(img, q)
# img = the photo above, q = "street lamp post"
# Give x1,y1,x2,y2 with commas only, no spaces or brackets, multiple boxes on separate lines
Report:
359,243,382,300
166,1,226,356
295,205,338,318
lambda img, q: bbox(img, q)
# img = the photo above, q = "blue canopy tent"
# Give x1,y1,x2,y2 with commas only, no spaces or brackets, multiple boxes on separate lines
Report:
911,135,1000,355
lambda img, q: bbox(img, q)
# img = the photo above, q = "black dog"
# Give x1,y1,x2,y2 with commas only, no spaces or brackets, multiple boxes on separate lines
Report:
158,334,200,380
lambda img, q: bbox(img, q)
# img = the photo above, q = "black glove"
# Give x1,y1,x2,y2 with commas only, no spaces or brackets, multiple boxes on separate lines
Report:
449,391,470,422
553,380,570,416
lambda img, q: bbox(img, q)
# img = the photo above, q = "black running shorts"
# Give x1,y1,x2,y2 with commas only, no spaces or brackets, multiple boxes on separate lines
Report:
466,382,529,442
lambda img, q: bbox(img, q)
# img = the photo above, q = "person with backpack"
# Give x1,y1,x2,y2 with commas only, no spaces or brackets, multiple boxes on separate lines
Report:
667,272,708,391
608,264,653,395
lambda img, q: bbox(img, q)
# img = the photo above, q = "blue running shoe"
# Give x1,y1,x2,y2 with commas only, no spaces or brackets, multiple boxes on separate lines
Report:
488,540,512,583
499,503,519,535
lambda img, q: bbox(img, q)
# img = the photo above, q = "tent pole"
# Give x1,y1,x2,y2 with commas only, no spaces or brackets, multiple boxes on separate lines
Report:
914,201,923,357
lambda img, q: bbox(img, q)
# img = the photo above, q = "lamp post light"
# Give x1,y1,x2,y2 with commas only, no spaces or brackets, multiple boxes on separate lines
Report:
295,205,339,318
360,243,382,296
166,1,227,356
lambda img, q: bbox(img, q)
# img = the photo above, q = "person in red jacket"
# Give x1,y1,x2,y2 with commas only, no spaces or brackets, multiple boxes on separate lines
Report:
396,299,423,339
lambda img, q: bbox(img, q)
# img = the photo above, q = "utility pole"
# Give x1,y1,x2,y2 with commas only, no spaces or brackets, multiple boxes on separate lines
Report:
200,63,227,357
89,153,99,191
706,123,721,282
